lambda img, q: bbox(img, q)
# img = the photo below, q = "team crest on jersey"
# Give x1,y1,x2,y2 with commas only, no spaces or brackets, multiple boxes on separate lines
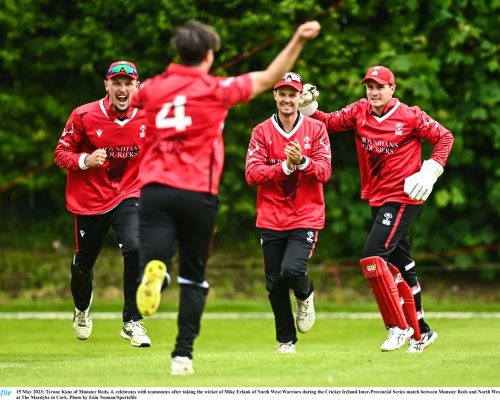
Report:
382,212,393,226
394,123,404,136
96,129,103,138
140,124,146,138
303,136,311,149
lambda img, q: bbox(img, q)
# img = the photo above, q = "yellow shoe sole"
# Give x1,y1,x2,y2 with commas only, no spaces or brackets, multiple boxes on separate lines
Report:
136,260,166,316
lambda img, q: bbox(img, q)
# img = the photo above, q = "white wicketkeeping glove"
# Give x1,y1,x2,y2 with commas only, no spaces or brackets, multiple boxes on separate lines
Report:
299,83,319,116
404,159,444,201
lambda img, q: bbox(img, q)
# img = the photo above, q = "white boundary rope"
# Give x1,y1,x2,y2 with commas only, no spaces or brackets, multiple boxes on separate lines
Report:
1,311,499,320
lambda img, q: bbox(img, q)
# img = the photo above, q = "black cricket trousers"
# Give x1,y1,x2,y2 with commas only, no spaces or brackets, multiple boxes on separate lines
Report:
71,197,142,322
139,184,218,359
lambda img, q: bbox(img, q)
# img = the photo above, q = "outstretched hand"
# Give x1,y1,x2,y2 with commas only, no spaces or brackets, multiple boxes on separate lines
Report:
295,21,321,41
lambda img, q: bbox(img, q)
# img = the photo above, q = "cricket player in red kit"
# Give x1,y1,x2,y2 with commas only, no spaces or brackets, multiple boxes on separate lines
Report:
54,61,151,347
301,65,454,352
246,72,331,353
131,20,321,375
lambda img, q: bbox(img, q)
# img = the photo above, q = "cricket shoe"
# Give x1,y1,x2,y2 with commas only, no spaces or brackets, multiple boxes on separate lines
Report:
120,320,151,347
136,260,168,317
73,306,92,340
276,341,296,354
171,356,194,376
380,326,414,352
406,330,438,353
296,291,315,333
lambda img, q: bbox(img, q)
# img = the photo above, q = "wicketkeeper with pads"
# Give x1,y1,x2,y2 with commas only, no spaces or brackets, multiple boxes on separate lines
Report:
300,65,453,353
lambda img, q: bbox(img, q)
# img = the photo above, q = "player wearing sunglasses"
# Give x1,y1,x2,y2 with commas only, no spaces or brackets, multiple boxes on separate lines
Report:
54,61,151,348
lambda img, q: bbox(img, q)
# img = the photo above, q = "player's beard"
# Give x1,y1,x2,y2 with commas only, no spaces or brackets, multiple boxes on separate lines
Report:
111,94,130,113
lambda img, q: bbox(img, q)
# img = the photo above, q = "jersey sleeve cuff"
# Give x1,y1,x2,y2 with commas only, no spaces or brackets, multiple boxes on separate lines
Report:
79,153,90,170
282,161,294,175
297,156,310,170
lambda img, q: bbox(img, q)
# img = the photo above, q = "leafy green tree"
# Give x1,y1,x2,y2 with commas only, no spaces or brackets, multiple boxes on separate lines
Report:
0,0,498,271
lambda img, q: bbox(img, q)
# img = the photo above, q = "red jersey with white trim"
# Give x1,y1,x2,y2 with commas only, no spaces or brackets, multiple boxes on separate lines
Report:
311,98,453,206
245,113,332,230
54,97,146,214
130,63,253,195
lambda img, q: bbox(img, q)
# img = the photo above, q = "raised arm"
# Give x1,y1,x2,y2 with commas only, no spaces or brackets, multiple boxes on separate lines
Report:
248,21,321,99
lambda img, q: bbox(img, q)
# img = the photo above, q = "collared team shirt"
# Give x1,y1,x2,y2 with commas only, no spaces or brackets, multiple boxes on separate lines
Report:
245,113,332,231
130,63,253,195
311,98,454,207
54,96,146,214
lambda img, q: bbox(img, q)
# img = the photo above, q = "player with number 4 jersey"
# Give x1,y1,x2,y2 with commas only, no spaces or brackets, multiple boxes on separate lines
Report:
132,64,251,195
131,20,321,375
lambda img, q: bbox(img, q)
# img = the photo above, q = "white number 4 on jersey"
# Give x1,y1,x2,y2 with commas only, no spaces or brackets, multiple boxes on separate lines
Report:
155,95,192,131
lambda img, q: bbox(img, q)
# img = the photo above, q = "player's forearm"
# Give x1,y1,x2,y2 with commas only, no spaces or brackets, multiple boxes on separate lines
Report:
256,41,306,91
300,159,332,183
245,164,286,185
54,144,84,171
429,130,454,167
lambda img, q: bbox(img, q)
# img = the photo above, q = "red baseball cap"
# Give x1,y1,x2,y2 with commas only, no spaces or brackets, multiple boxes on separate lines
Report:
361,66,395,85
106,61,139,80
274,71,303,91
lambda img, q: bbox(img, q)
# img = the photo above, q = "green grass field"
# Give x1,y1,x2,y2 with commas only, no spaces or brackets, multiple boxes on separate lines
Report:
1,315,499,387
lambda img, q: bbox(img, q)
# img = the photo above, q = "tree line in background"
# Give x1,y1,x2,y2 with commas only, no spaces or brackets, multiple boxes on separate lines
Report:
0,0,498,273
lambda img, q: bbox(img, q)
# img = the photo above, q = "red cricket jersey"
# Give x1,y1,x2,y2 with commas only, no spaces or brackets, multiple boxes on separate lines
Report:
54,97,146,214
130,63,253,195
245,113,332,230
311,98,454,206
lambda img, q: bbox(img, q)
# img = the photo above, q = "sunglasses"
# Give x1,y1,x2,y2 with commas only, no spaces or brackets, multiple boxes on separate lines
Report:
107,64,138,77
282,72,302,83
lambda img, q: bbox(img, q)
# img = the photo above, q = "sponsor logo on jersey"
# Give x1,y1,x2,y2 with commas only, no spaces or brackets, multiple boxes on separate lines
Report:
79,230,85,237
360,136,399,154
306,231,315,243
96,129,103,138
105,145,139,159
140,124,146,138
